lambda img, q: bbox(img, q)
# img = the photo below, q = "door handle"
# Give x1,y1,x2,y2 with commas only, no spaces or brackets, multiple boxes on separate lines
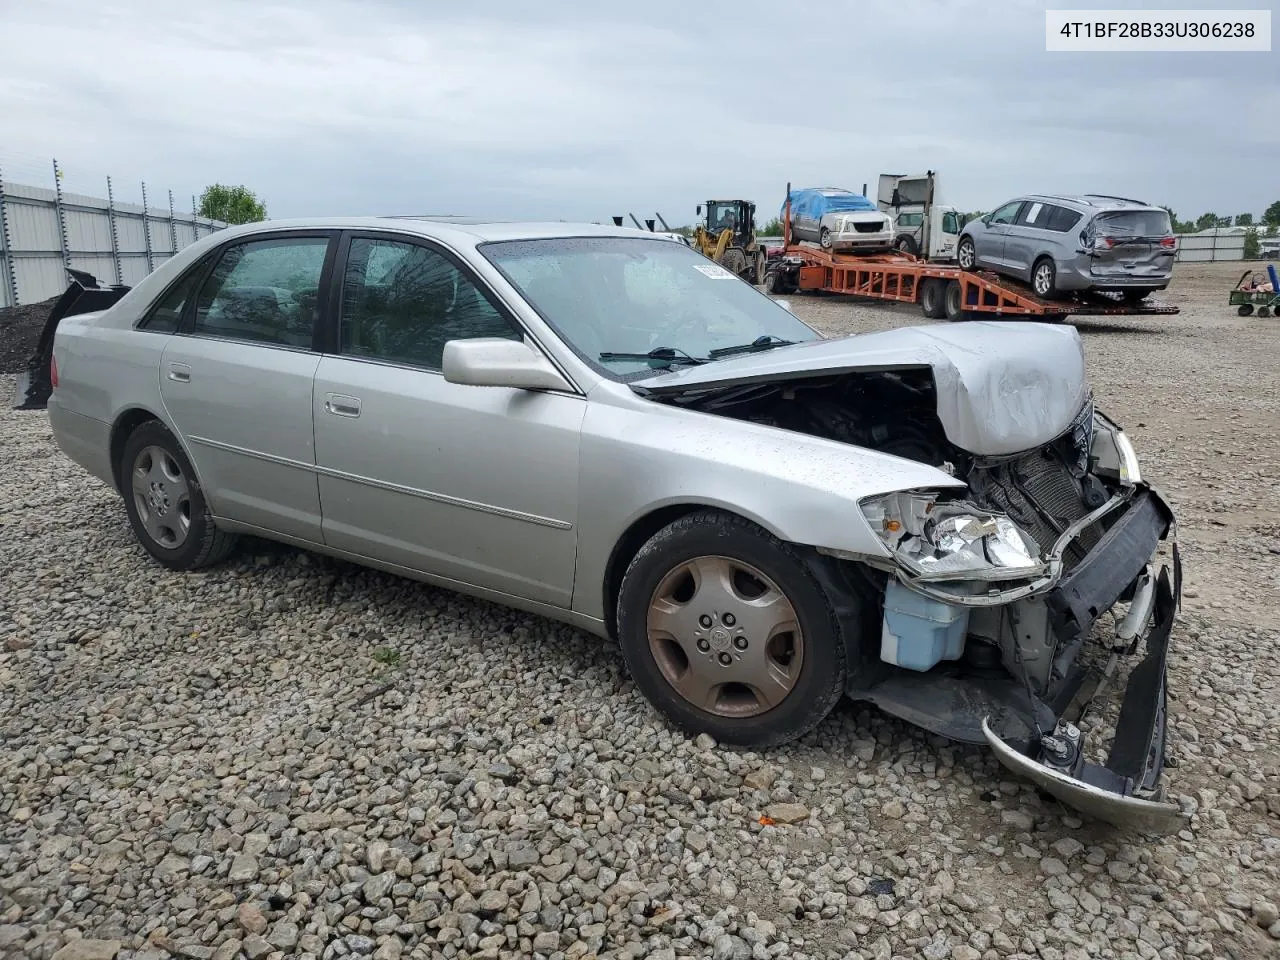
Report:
324,393,361,418
166,363,191,383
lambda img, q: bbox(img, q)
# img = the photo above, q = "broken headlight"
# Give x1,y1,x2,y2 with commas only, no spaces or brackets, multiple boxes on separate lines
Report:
860,491,1047,582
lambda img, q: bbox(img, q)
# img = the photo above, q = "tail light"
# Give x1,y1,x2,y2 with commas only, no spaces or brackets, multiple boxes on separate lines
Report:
50,355,58,389
1159,236,1176,248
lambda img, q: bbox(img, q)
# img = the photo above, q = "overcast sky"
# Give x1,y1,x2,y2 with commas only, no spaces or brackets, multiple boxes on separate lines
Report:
1,0,1277,224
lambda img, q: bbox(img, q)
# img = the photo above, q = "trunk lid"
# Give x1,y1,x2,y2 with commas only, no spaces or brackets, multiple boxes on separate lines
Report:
634,321,1089,457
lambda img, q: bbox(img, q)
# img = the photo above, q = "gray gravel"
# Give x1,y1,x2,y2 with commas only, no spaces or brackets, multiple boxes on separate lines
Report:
1,259,1278,960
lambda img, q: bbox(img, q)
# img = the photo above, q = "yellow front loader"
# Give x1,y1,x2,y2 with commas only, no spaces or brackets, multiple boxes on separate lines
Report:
691,199,767,285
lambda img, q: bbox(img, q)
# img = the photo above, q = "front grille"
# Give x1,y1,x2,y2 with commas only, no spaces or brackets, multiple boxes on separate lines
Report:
853,222,884,233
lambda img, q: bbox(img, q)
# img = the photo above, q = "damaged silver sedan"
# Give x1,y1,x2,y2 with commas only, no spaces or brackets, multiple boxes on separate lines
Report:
43,220,1182,830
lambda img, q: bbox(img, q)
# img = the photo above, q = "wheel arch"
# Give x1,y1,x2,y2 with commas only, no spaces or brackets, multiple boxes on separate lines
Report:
109,407,187,494
600,500,796,642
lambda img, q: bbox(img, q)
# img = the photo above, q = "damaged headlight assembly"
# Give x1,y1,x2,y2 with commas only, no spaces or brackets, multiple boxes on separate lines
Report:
858,490,1047,582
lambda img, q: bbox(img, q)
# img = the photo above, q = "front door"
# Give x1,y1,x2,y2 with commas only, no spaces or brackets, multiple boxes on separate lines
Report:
979,200,1025,268
312,232,586,606
160,232,335,542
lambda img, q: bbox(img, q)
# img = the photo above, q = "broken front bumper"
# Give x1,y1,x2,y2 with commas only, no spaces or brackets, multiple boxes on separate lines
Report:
985,488,1186,832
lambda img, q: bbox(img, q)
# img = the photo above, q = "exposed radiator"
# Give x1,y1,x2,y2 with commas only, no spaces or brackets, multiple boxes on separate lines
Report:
970,450,1101,564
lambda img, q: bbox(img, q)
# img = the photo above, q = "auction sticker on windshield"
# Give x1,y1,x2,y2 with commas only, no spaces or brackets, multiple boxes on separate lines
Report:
693,264,736,279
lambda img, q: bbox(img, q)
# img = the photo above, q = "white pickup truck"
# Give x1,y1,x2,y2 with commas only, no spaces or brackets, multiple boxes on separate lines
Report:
877,172,961,262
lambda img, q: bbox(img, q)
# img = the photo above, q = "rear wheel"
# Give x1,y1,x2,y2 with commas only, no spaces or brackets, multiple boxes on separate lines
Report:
119,420,237,571
944,279,968,321
1031,257,1059,299
957,236,977,271
896,236,919,257
616,510,848,747
921,278,947,319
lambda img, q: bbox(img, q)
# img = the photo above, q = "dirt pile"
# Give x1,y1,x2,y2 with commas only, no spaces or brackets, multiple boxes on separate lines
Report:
0,297,56,374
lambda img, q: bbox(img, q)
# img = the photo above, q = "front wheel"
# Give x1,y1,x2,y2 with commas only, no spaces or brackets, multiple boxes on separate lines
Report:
119,420,237,571
896,236,919,257
957,236,977,271
819,226,832,249
616,510,848,747
753,251,767,285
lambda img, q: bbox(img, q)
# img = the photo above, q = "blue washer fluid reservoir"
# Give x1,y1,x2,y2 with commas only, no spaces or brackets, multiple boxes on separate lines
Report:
880,579,971,672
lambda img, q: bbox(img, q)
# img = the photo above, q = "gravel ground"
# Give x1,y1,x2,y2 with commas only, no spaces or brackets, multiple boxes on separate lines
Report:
1,260,1277,960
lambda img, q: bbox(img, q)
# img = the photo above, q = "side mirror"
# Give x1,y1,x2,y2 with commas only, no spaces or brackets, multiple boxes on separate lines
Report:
442,338,572,392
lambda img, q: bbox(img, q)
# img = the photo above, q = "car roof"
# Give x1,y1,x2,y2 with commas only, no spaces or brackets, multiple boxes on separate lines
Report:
1016,194,1161,212
202,217,662,245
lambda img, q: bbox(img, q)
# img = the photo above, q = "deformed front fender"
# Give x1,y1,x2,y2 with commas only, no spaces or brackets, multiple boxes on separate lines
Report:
571,392,964,621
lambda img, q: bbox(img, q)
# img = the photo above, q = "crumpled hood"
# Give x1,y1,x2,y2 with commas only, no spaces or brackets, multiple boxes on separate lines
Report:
634,321,1089,457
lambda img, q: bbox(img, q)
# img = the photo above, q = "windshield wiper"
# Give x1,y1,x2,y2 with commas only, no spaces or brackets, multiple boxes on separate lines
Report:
598,346,707,367
707,335,796,358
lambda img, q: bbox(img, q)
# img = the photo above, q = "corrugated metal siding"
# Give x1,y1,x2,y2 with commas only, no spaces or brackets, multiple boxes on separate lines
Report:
1174,233,1246,263
0,179,226,307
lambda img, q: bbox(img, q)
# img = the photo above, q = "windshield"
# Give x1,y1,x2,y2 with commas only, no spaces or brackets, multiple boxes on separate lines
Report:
480,237,819,379
1095,209,1173,237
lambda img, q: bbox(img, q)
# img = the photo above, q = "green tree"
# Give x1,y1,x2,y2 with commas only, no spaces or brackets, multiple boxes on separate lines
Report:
1194,212,1221,232
1243,227,1260,259
199,184,267,225
1235,213,1254,226
758,217,783,236
1263,200,1280,226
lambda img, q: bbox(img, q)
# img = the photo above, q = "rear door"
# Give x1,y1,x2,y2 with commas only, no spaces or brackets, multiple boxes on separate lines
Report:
311,231,586,606
978,201,1024,268
159,231,335,542
1087,208,1175,282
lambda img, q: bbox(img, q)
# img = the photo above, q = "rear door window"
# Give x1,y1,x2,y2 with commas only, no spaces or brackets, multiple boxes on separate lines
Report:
1016,202,1047,227
191,237,331,347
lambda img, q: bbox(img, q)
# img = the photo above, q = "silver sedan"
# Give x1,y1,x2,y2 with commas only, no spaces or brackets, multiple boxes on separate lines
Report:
45,217,1183,829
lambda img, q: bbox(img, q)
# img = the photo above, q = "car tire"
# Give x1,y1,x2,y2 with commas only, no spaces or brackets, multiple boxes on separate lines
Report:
957,236,977,271
1259,306,1273,318
896,236,919,257
753,251,767,285
944,279,969,321
1238,304,1255,316
1121,288,1154,304
615,509,848,748
819,226,832,250
119,419,237,571
1031,257,1059,299
921,278,947,319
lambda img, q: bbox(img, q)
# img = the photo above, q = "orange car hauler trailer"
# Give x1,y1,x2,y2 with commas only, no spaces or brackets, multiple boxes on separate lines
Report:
771,186,1179,323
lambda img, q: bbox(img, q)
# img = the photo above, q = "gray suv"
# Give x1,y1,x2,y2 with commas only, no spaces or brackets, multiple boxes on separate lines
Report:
957,194,1176,302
